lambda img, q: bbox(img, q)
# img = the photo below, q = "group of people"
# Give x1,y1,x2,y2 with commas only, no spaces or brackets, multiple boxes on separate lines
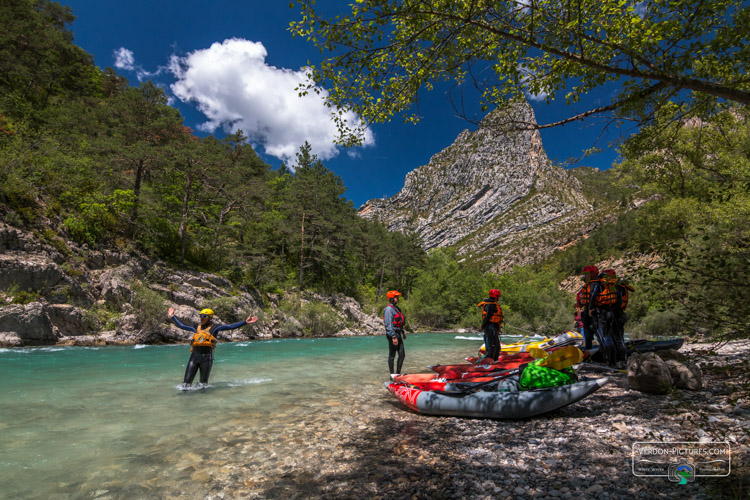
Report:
382,288,504,375
383,265,634,376
168,267,627,385
575,265,634,368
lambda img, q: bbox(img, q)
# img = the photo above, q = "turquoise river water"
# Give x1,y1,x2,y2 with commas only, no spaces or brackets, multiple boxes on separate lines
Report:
1,332,533,499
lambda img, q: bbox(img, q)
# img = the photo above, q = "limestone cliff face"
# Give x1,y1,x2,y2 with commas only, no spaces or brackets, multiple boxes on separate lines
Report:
358,101,596,270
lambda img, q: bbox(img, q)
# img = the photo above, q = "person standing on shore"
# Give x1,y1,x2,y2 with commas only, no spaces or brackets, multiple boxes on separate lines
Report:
574,304,584,335
477,289,503,363
384,290,407,375
576,265,599,350
603,268,634,365
168,307,258,389
588,271,620,367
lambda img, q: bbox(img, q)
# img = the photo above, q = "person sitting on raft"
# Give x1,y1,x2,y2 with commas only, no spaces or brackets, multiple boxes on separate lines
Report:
168,307,258,389
384,290,407,376
476,289,504,363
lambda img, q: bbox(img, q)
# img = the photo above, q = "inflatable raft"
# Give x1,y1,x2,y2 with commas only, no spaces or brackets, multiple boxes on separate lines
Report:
590,338,684,363
385,377,611,419
479,331,584,355
627,338,684,353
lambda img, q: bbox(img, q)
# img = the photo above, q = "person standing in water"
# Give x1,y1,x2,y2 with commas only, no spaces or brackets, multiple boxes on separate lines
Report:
477,289,504,363
168,307,258,389
383,290,406,375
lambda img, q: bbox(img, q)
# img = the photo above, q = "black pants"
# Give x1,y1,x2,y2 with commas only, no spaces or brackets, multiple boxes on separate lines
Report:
184,350,213,384
594,308,619,366
582,311,595,350
387,332,405,374
483,323,501,361
612,310,628,362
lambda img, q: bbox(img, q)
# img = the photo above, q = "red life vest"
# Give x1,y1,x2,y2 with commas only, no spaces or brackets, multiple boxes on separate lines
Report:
477,301,504,324
385,304,405,329
594,276,618,307
190,324,217,351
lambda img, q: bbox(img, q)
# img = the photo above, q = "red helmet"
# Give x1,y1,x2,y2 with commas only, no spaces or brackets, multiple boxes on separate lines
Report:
582,265,599,275
603,268,617,277
386,290,402,299
488,289,501,299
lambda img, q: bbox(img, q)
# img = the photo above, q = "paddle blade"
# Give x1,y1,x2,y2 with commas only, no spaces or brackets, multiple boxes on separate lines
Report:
528,347,547,359
538,346,584,370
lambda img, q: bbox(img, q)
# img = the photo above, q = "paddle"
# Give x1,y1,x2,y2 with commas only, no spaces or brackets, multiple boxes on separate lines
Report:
434,347,584,395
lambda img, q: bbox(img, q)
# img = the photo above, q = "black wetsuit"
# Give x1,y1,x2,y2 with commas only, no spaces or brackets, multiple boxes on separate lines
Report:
480,300,502,361
588,280,626,366
171,316,248,385
184,345,214,384
384,303,405,374
613,285,630,362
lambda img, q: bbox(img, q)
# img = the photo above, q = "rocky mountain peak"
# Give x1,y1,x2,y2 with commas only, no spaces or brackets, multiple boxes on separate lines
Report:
358,100,595,271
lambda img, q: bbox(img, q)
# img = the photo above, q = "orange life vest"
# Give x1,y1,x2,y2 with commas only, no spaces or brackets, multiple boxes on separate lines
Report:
190,324,217,350
594,276,618,307
619,283,635,310
478,301,504,324
577,279,600,307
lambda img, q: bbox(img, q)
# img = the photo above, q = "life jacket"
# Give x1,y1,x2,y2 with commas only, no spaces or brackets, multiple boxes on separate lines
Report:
594,275,618,307
385,304,405,330
477,300,504,324
618,282,635,310
190,324,217,350
576,280,598,307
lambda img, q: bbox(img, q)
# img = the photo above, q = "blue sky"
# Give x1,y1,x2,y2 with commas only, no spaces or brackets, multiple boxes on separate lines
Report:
63,0,625,208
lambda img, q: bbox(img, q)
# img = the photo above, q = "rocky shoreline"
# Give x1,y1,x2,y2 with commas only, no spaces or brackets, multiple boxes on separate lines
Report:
0,222,384,348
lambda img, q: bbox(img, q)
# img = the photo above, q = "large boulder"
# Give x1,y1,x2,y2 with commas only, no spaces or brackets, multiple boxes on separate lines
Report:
0,254,90,305
97,265,134,306
0,302,56,346
664,359,703,391
627,351,674,394
45,304,99,337
330,294,382,334
0,332,23,347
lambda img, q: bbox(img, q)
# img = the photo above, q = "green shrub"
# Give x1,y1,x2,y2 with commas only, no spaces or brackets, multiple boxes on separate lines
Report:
298,301,343,336
63,190,134,246
628,309,685,339
89,304,121,330
131,281,166,330
204,296,239,322
11,290,41,305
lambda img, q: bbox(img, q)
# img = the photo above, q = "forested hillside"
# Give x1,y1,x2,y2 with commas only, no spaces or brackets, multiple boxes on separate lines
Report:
0,0,425,306
2,0,748,343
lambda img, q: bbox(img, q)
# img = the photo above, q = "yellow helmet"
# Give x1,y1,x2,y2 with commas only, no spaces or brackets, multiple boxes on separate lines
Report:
199,308,214,317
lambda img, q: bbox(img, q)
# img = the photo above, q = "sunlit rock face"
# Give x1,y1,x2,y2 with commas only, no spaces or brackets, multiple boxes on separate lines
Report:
358,100,594,271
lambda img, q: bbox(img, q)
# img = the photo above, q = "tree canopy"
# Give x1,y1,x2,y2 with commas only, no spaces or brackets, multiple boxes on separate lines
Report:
290,0,750,146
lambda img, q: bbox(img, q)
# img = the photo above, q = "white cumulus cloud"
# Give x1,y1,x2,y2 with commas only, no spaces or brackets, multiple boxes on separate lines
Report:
518,63,549,102
168,38,374,165
113,47,135,71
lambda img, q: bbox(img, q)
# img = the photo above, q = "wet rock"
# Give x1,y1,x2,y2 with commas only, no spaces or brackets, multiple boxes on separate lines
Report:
0,302,56,346
45,303,99,337
627,352,674,394
0,331,22,347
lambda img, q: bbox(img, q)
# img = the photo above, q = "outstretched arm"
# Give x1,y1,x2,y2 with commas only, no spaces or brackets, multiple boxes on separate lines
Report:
213,315,258,333
167,307,196,333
